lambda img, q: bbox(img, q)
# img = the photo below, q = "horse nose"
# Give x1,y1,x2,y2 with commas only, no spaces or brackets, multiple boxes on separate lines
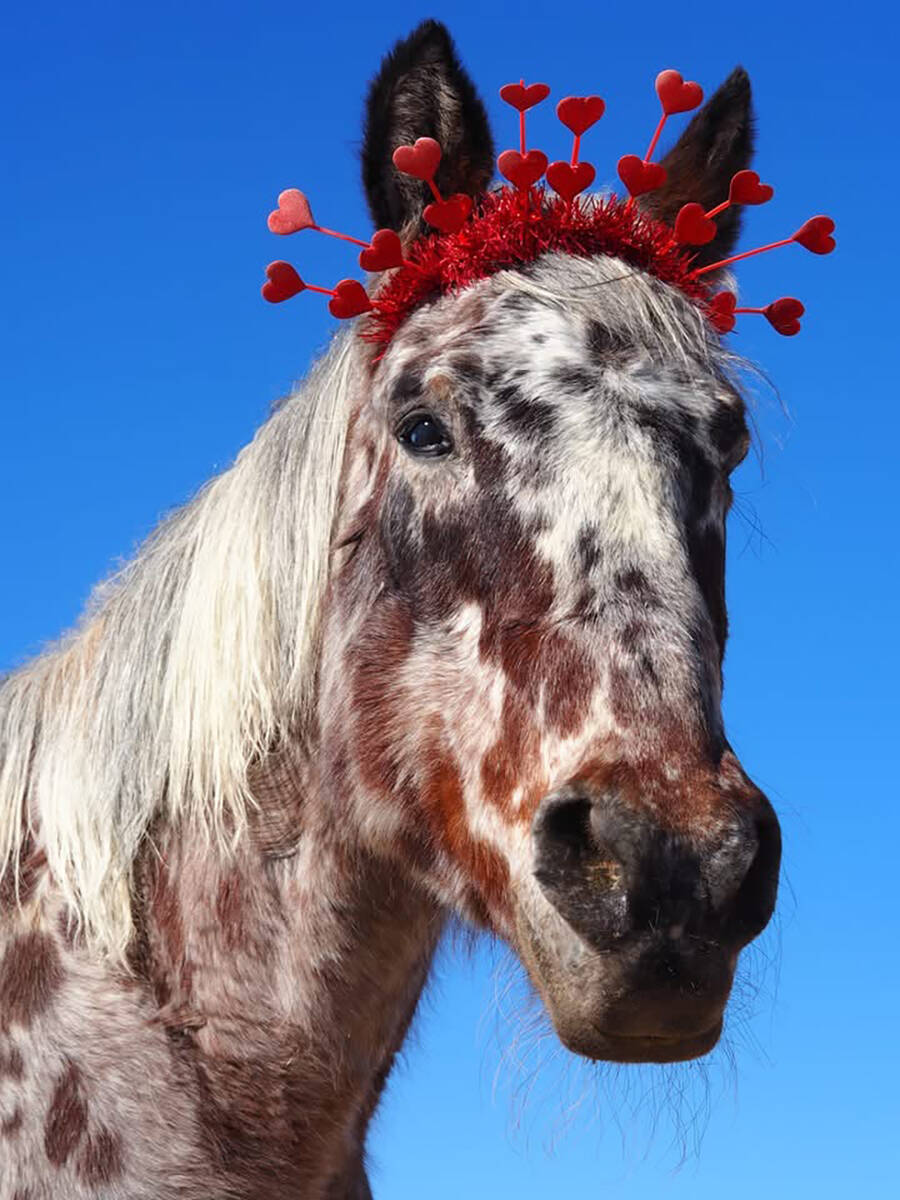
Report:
531,784,780,951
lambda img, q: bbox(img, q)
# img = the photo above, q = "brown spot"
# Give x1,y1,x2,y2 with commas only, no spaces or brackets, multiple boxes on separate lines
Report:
541,631,595,736
136,848,192,1009
0,833,47,911
420,726,511,926
408,459,553,627
150,855,185,966
78,1125,124,1185
614,566,658,602
0,1044,24,1079
44,1059,88,1166
129,834,192,1010
215,869,247,953
352,598,415,804
0,932,63,1030
608,661,639,728
637,653,660,687
487,622,594,739
620,620,645,652
2,1108,23,1138
449,352,484,382
481,691,543,819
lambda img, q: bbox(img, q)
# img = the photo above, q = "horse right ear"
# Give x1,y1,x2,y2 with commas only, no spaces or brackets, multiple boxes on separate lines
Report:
362,20,495,235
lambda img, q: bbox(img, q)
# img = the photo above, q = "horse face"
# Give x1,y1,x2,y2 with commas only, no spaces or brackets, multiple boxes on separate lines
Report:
318,24,780,1064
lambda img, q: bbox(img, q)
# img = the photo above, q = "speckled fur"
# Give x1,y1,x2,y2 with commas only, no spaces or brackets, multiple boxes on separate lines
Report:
0,25,778,1198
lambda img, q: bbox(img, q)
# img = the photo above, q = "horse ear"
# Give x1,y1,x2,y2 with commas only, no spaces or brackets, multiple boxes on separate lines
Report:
641,67,755,269
362,20,495,234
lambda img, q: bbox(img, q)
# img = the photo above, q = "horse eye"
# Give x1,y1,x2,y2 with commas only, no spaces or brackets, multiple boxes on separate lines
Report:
396,412,453,457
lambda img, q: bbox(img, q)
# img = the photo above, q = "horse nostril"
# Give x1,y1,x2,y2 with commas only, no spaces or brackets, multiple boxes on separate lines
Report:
533,791,594,871
532,788,631,945
725,801,782,946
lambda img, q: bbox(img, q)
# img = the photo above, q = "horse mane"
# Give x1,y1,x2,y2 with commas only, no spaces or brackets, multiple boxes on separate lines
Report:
0,331,361,959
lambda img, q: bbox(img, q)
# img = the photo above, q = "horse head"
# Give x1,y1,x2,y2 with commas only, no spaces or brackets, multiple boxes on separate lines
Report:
316,22,781,1065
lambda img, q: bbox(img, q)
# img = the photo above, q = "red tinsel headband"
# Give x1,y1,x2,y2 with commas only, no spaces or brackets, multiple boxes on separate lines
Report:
262,70,835,344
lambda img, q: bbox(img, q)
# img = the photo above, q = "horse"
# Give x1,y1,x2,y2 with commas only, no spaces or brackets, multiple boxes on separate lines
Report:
0,20,782,1199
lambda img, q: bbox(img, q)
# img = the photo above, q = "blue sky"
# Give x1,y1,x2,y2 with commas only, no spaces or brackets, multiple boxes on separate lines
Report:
2,2,897,1196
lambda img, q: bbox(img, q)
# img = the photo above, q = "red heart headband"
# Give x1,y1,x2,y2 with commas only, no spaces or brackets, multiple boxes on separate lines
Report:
262,71,835,345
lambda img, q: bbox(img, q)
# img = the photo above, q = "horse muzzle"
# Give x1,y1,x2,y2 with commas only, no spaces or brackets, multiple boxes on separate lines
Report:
516,778,781,1063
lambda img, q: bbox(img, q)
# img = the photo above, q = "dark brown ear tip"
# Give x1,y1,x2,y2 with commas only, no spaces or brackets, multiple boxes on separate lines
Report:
709,67,753,118
406,18,455,49
390,19,460,67
684,66,755,165
723,65,751,94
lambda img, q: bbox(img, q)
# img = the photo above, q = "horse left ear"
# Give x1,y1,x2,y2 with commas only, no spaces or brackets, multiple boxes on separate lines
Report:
641,67,755,269
362,20,495,235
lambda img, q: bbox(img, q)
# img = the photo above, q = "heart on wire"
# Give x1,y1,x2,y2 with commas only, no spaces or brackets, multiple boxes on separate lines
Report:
674,202,717,246
655,69,703,115
617,155,667,197
499,82,551,111
793,216,836,254
392,137,442,181
359,229,404,272
765,297,805,335
267,189,316,235
423,194,473,234
556,95,605,136
498,149,549,190
708,291,737,333
328,279,373,319
546,160,596,202
729,170,773,206
262,261,305,303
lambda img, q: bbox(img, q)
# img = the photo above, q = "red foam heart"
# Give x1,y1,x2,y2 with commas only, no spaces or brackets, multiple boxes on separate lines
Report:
423,194,472,234
359,229,404,272
499,82,551,111
793,215,836,255
262,261,305,303
708,291,737,333
764,297,805,336
655,69,703,115
328,279,373,320
617,155,667,197
729,170,773,207
392,137,442,181
498,149,549,190
546,160,596,202
267,189,315,235
556,95,606,136
674,202,717,246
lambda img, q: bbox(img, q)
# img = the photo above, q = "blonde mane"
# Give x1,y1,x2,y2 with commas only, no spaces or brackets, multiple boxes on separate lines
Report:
0,332,361,959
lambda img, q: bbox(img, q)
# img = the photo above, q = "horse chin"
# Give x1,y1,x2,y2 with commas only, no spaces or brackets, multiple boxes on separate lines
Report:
513,904,733,1065
550,1017,724,1065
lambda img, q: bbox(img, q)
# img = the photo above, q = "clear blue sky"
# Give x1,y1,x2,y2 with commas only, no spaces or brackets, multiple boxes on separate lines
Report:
2,2,896,1196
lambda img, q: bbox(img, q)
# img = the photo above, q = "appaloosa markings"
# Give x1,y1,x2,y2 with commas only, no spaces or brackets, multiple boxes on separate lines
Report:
0,20,781,1199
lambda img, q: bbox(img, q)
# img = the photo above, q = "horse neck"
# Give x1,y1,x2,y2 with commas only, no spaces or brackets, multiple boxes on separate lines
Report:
133,746,444,1193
